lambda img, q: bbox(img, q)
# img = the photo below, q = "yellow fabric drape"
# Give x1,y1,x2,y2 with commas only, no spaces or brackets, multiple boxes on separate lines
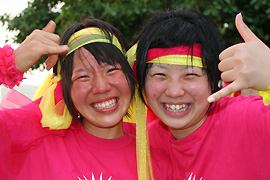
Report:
32,74,72,130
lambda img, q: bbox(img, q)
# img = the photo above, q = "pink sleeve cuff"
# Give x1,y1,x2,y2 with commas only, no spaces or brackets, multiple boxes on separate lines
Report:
0,45,24,88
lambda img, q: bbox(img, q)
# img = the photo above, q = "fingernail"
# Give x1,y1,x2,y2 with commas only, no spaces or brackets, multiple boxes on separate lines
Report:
238,12,245,23
62,45,69,51
208,96,215,103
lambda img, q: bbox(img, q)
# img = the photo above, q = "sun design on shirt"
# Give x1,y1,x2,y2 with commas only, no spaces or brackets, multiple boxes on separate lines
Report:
78,173,112,180
186,173,203,180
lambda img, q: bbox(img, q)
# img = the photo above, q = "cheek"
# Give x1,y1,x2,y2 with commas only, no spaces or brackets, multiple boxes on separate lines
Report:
110,73,127,85
187,79,211,101
145,79,165,102
110,73,131,97
71,82,91,102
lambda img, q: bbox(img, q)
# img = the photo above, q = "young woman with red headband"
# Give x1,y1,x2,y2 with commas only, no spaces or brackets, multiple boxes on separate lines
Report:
0,18,172,179
130,9,270,179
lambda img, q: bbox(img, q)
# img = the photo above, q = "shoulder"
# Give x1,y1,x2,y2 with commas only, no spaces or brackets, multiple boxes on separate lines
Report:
209,95,270,135
148,120,171,151
123,122,136,136
215,95,263,107
0,99,42,128
210,95,266,117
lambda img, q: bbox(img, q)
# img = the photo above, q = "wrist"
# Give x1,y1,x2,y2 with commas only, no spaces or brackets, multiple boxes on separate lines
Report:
0,45,25,88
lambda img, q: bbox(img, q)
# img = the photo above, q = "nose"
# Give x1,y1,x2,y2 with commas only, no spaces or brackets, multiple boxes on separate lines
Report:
92,73,111,94
165,78,185,98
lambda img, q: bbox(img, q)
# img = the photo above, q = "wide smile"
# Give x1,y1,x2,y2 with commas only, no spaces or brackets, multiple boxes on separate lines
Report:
163,103,189,112
92,98,118,110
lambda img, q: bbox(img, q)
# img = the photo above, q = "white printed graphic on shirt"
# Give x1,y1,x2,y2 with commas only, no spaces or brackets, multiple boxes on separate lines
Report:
78,173,112,180
186,173,203,180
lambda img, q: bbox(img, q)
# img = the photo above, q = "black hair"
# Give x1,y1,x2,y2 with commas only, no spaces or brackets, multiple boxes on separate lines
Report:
53,18,135,119
133,9,225,105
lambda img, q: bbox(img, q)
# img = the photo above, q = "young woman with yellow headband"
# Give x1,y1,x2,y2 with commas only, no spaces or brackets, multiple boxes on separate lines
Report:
0,18,172,179
129,9,270,179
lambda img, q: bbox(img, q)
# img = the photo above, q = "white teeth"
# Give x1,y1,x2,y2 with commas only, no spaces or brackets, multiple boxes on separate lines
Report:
165,103,189,112
93,99,116,109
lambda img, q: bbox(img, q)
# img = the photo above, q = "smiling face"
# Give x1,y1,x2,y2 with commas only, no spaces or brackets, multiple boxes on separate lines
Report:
145,63,211,139
71,48,131,138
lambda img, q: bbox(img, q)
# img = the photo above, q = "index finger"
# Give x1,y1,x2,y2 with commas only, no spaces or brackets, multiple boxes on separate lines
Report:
207,82,242,103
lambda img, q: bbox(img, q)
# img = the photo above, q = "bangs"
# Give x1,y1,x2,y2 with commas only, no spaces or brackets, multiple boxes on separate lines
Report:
83,43,125,66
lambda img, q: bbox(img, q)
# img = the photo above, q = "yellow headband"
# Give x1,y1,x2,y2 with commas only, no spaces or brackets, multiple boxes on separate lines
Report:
66,27,124,56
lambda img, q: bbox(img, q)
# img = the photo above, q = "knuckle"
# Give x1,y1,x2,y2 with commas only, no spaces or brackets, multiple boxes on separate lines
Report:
55,34,61,42
32,29,41,35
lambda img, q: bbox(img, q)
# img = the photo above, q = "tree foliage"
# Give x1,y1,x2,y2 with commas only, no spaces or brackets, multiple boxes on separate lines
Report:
1,0,269,70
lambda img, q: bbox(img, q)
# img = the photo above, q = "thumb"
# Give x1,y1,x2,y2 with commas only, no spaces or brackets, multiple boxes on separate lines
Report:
42,20,56,33
235,13,259,42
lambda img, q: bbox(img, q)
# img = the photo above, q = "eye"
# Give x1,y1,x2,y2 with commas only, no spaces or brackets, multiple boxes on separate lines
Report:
186,73,199,77
149,72,167,80
107,67,120,73
185,67,204,78
72,74,90,82
78,75,89,79
153,73,166,77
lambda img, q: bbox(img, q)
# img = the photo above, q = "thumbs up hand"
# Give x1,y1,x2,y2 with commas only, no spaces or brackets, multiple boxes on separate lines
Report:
13,21,69,72
208,13,270,103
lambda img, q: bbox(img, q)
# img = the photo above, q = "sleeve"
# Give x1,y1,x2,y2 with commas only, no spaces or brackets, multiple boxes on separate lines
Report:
221,95,270,175
0,89,32,109
226,95,270,138
243,96,270,138
0,99,45,154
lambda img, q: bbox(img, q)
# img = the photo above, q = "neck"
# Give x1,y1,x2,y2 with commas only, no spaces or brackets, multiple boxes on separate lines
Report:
170,113,208,140
82,120,124,139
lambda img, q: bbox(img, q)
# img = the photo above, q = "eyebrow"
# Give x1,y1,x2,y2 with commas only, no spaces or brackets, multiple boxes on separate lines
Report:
153,63,169,70
72,62,116,74
100,63,111,68
73,67,89,74
153,63,190,70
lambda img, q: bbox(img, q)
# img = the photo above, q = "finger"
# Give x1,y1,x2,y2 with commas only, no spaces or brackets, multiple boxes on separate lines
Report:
44,44,69,55
45,55,58,70
42,20,56,33
26,29,61,46
220,69,237,83
45,45,68,70
235,13,259,42
219,43,244,60
207,81,242,103
218,56,235,72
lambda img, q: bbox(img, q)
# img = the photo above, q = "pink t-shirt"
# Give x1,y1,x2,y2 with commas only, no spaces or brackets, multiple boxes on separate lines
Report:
148,95,270,180
0,101,138,180
0,99,173,180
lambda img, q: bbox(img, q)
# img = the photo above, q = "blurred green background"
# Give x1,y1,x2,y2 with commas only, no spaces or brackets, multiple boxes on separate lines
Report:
1,0,269,70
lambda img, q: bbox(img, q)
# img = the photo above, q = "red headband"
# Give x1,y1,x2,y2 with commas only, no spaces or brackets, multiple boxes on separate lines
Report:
146,43,201,62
